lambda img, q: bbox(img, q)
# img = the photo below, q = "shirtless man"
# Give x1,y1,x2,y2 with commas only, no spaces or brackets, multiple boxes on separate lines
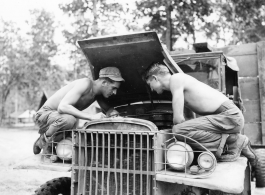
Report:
144,63,257,166
33,67,124,160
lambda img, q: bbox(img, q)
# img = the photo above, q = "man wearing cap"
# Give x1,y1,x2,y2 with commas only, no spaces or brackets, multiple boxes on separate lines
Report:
143,62,258,166
33,67,124,160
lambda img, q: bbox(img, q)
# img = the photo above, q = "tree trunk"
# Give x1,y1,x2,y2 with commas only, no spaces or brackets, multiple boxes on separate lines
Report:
230,1,237,45
166,0,173,51
0,99,3,124
0,87,10,124
92,0,98,37
0,94,6,124
192,29,196,44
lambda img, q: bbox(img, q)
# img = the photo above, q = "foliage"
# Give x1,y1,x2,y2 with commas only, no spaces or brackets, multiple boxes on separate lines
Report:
20,9,66,111
59,0,141,79
26,9,65,90
135,0,213,48
204,0,265,45
135,0,265,46
0,20,27,121
0,9,66,123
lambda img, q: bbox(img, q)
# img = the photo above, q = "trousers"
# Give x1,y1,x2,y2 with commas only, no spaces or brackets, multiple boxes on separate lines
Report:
173,100,245,151
34,106,77,136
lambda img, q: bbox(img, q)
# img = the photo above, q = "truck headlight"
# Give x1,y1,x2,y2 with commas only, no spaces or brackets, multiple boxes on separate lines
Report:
198,152,215,170
166,142,194,171
56,138,72,161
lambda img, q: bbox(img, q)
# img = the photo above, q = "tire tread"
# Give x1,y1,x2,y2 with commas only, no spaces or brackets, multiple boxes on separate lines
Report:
34,177,71,195
255,149,265,187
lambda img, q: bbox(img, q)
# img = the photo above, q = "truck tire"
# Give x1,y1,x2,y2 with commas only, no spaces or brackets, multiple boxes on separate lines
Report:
255,148,265,187
34,177,71,195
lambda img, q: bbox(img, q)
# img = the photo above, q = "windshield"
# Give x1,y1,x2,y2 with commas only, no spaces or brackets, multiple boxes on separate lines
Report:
172,52,224,92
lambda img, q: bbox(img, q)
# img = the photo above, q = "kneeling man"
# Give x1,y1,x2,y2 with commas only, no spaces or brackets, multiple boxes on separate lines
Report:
143,63,257,166
33,67,124,161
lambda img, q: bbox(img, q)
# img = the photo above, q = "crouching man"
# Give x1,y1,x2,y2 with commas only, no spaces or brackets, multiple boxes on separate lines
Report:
143,62,257,166
33,67,124,161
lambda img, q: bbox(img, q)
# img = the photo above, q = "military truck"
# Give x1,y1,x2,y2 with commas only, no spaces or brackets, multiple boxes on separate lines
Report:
25,32,265,195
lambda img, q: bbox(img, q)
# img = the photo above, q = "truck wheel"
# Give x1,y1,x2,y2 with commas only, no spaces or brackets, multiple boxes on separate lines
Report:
255,148,265,187
34,177,71,195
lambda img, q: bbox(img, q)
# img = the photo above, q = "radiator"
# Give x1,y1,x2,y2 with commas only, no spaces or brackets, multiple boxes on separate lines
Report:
72,130,156,195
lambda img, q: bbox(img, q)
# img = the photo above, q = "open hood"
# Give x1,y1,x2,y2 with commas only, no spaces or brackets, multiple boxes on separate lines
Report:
78,32,181,108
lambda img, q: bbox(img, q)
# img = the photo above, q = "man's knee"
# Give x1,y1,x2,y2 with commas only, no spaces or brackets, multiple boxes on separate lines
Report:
173,123,187,134
62,114,77,129
52,114,77,130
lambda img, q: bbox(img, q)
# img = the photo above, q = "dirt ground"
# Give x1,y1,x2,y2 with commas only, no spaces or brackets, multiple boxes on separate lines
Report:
0,126,70,195
0,126,264,195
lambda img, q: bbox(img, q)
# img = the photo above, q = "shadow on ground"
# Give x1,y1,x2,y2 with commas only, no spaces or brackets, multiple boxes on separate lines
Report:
0,126,70,195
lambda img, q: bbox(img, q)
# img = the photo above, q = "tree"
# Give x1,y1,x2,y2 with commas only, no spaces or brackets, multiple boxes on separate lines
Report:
23,9,68,111
0,9,66,123
0,20,28,123
135,0,213,50
59,0,141,79
23,9,66,108
203,0,265,45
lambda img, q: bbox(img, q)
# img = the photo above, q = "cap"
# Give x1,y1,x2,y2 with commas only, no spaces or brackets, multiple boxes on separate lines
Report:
99,67,125,82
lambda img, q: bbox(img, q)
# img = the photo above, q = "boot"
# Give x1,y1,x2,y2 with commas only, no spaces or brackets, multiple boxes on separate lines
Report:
33,134,47,154
219,134,248,162
241,139,258,167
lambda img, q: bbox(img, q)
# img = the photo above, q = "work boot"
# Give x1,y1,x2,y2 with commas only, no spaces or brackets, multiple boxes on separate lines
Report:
219,134,248,162
241,139,258,167
33,134,47,154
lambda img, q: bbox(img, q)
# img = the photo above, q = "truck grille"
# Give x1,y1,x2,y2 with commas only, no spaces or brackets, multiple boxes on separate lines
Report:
72,130,155,195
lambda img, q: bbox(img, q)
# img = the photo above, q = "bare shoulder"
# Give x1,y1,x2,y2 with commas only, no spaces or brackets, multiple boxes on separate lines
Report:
170,73,189,84
75,78,92,86
171,73,197,83
73,78,93,91
170,73,197,91
169,73,185,91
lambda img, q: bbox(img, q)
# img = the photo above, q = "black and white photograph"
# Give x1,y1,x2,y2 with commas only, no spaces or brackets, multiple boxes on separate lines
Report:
0,0,265,194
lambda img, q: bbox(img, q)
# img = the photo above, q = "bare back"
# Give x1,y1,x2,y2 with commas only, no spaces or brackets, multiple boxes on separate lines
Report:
43,78,95,111
170,73,228,115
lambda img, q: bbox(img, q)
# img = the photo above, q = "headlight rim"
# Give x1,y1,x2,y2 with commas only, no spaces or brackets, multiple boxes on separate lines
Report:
197,151,216,171
56,138,73,161
166,141,194,171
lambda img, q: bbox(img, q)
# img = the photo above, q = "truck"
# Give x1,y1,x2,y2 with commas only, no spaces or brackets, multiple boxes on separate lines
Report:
17,31,265,195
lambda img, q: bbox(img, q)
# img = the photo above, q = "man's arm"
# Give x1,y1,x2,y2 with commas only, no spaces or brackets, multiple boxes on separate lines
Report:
170,74,186,125
58,79,97,120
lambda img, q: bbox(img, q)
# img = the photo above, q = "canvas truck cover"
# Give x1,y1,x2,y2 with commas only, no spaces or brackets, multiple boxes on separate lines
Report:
78,31,182,108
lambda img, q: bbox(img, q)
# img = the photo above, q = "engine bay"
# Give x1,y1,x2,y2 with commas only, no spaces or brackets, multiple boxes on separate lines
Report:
112,103,195,130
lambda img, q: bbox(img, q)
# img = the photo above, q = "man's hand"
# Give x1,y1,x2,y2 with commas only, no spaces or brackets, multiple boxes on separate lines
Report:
173,117,178,126
106,109,120,118
173,117,185,125
90,112,106,120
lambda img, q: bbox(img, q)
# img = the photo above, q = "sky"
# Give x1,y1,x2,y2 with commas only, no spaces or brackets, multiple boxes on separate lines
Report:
0,0,69,46
0,0,65,23
0,0,141,69
0,0,70,40
0,0,135,26
0,0,76,69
